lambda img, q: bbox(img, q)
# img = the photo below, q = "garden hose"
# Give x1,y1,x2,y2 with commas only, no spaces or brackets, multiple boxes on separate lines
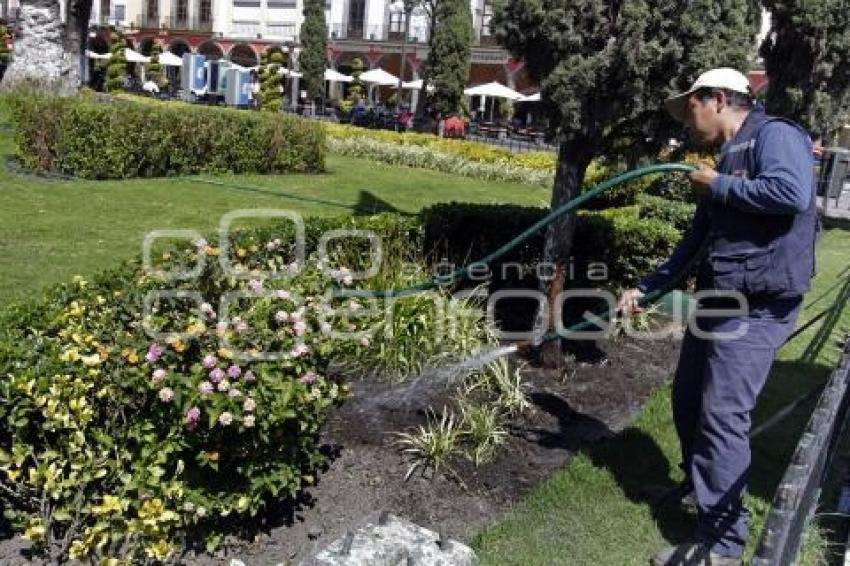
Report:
337,162,696,299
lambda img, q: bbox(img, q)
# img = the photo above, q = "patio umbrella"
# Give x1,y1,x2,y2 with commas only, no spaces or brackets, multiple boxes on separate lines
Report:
463,81,523,100
124,48,151,64
401,79,434,92
359,68,399,86
158,51,183,67
86,50,111,60
324,68,353,83
518,92,541,102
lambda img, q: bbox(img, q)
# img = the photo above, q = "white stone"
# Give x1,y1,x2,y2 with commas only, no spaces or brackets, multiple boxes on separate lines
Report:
301,514,477,566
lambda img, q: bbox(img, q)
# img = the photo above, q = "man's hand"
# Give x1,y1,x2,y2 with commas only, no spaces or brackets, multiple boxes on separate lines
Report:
617,288,645,317
689,162,718,196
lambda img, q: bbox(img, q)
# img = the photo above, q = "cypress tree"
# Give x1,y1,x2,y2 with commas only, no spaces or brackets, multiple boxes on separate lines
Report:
760,1,850,142
105,29,128,92
493,0,760,366
420,0,472,115
300,0,328,101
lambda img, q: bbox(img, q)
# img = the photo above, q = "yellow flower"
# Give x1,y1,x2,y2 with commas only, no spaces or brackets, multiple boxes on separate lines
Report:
217,348,233,360
60,348,81,363
204,246,219,256
146,539,173,561
80,353,102,367
121,349,139,364
92,495,124,515
4,468,20,482
73,275,88,288
161,252,171,261
69,539,89,561
96,295,106,305
236,248,248,258
68,301,86,317
113,290,122,298
186,321,207,335
166,336,186,352
23,519,45,542
248,244,259,253
138,498,165,520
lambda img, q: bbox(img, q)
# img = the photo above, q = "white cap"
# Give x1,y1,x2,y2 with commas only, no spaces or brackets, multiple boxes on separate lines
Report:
664,67,752,123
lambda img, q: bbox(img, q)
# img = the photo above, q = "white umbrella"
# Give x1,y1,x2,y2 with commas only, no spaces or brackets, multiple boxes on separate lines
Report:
359,68,399,86
124,48,151,64
401,79,434,92
324,68,353,83
463,81,523,100
86,50,112,60
518,92,541,102
158,51,183,67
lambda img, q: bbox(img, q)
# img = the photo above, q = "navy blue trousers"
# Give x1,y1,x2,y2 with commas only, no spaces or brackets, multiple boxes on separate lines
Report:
672,296,802,557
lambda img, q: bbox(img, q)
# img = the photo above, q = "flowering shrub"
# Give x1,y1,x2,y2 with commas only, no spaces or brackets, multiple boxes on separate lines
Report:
0,234,380,561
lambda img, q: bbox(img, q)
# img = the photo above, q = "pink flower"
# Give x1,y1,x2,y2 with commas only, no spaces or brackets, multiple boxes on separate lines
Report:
360,336,371,347
300,371,317,384
151,369,167,384
199,381,214,396
227,365,242,379
145,344,163,364
195,238,208,250
202,355,218,369
248,279,264,292
265,241,278,251
235,321,249,333
218,412,233,426
320,322,333,335
294,321,308,337
274,311,289,324
229,388,243,399
185,406,201,425
217,379,230,392
290,344,309,358
200,302,217,320
243,415,255,428
209,368,225,383
158,387,174,402
216,321,228,333
243,397,256,412
243,370,257,383
275,290,291,300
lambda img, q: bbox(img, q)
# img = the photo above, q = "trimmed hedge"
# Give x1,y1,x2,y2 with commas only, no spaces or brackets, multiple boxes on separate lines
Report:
4,92,326,179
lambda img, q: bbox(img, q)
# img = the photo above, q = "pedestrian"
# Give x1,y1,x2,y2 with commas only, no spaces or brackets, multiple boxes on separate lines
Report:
249,70,261,110
617,67,818,566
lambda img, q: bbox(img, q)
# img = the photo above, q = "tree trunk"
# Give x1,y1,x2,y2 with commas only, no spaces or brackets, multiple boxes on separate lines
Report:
536,140,593,369
0,0,89,94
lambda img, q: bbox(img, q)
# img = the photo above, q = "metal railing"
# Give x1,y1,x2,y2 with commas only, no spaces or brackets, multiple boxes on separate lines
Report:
266,22,296,38
752,328,850,563
327,22,428,43
136,12,161,28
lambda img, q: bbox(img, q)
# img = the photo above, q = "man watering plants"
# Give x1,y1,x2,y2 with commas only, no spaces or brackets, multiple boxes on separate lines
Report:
617,68,818,566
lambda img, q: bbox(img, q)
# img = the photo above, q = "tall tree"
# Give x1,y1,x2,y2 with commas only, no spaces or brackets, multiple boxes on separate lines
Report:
1,0,91,93
418,0,472,115
760,1,850,143
493,0,761,367
300,0,328,102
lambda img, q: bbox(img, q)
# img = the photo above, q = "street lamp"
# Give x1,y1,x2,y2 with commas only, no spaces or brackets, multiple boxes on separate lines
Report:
390,0,415,111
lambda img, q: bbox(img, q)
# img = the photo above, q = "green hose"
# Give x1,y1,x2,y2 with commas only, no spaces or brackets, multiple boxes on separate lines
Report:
338,162,696,299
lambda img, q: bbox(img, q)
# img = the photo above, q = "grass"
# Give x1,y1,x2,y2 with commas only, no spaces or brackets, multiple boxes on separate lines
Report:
0,113,549,306
472,228,850,565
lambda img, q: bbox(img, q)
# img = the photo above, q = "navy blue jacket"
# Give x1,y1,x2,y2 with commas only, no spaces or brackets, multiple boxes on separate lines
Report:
639,108,818,298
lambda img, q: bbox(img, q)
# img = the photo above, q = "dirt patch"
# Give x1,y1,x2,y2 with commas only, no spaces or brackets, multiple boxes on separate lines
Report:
0,332,682,565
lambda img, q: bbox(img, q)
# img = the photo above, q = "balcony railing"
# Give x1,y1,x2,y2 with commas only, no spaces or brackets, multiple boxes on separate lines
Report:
136,12,161,28
162,14,212,31
231,20,260,37
266,22,296,38
327,22,428,43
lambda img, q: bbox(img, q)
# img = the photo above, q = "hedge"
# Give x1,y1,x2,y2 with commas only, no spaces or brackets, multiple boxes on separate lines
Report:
3,91,326,179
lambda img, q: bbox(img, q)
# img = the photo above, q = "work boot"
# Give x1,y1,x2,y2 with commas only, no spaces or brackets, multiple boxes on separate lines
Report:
650,542,742,566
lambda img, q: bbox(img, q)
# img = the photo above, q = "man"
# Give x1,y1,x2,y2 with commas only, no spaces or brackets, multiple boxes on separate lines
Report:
617,68,818,565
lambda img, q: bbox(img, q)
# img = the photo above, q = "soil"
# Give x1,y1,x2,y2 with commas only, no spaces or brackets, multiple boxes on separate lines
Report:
0,329,683,566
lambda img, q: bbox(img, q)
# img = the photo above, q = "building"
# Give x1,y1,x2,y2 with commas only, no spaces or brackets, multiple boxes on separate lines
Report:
87,0,534,97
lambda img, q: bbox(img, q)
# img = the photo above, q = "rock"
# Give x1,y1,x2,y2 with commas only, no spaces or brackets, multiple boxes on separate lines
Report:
300,514,477,566
230,560,247,566
307,526,323,539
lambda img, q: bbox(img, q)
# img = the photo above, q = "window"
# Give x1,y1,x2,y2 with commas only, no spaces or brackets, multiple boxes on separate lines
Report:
174,0,188,22
389,11,403,33
481,0,492,35
114,4,125,20
199,0,212,23
233,0,260,6
347,0,365,33
267,0,296,7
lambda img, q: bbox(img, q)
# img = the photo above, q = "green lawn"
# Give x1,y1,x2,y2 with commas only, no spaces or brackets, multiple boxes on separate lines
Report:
0,121,549,305
472,227,850,565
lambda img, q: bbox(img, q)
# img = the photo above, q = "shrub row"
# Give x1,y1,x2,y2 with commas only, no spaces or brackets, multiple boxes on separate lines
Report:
3,91,326,179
